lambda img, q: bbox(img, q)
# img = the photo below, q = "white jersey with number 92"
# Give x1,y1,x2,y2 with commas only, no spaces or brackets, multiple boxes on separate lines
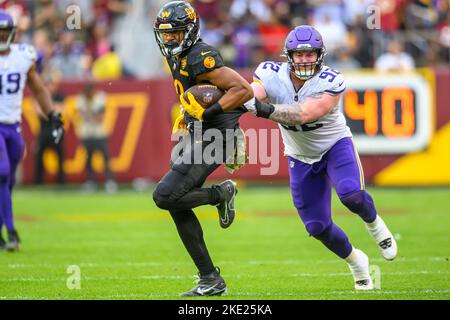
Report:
253,61,352,164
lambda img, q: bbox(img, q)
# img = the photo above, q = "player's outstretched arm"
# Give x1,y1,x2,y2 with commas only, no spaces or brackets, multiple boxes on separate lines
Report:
248,82,341,126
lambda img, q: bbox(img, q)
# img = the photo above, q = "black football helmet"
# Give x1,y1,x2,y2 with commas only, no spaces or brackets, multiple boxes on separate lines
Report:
154,1,200,57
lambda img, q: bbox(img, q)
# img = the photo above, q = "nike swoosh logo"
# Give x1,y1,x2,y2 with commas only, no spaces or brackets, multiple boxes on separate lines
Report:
201,51,211,56
220,213,229,224
338,81,344,87
197,283,220,295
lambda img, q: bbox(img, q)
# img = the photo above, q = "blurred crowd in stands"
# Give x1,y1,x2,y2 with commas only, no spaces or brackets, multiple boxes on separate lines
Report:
199,0,450,72
3,0,447,187
2,0,450,80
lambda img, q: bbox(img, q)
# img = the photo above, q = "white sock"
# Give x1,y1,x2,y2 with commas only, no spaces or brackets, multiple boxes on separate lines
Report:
344,247,358,265
366,215,380,229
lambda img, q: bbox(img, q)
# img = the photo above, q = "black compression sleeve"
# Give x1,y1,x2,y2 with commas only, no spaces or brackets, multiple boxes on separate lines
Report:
202,102,224,121
255,99,275,118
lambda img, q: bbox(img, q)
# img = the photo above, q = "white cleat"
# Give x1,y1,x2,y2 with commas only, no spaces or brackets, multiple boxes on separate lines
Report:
347,249,373,290
365,216,398,261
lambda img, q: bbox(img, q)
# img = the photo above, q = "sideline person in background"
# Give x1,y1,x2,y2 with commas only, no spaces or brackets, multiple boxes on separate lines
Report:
75,83,117,193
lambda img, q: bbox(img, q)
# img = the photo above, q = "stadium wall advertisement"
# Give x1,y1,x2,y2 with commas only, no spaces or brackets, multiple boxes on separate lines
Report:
20,68,450,186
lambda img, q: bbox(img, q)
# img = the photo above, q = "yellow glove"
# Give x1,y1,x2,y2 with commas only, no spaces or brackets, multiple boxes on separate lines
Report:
172,111,187,135
179,92,205,121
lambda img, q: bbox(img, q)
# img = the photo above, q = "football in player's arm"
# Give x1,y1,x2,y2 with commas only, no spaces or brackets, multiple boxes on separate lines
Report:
180,65,253,121
152,1,252,297
245,25,398,290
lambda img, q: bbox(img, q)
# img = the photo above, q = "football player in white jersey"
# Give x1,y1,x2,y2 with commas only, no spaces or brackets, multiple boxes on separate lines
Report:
245,25,397,290
0,10,64,251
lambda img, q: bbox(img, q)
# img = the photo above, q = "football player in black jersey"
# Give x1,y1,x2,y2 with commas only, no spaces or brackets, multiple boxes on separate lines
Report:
152,1,253,296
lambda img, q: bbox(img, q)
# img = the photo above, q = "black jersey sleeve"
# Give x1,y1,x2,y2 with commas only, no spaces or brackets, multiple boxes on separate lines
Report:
189,47,225,79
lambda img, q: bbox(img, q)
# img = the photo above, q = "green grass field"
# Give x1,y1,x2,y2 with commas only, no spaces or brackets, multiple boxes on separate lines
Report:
0,185,449,300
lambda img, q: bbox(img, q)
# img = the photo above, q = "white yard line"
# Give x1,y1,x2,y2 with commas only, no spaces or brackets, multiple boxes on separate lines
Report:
1,289,449,300
4,256,448,269
0,270,448,283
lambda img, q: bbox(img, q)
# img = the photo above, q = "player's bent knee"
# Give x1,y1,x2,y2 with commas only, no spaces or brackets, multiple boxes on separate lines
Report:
153,192,172,210
339,190,366,212
336,178,360,197
152,183,173,210
305,221,328,237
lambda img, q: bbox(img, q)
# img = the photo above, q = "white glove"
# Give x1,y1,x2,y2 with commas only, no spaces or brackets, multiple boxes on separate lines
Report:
243,97,257,115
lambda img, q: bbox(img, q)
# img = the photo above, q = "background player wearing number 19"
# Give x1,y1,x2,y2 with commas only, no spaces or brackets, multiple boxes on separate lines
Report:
245,25,398,290
0,10,64,252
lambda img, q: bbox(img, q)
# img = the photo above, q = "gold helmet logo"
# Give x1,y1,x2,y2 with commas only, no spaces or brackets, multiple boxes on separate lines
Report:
185,7,196,20
160,11,171,18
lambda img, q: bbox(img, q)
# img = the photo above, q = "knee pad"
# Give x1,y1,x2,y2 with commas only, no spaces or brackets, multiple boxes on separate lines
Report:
153,167,191,210
340,190,377,222
340,190,366,213
152,182,172,210
308,223,340,243
0,171,8,184
0,159,9,184
305,220,328,237
336,178,360,197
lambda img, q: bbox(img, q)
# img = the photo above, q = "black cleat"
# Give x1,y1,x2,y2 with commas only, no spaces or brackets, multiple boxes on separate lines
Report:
214,180,237,229
179,268,227,297
0,234,6,251
5,230,20,252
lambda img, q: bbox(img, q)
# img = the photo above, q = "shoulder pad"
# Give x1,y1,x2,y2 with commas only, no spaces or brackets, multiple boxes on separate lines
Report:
188,44,220,64
253,61,282,84
317,66,346,95
189,46,224,77
17,43,38,62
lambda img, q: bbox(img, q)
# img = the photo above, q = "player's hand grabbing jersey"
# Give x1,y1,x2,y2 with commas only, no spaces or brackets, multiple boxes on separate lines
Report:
0,44,37,124
167,40,245,132
253,61,352,164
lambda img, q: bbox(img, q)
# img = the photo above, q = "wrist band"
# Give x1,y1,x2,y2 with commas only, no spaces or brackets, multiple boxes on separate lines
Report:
256,99,275,118
203,102,224,121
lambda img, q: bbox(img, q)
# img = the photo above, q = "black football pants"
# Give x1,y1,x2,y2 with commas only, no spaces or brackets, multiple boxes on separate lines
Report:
152,130,234,275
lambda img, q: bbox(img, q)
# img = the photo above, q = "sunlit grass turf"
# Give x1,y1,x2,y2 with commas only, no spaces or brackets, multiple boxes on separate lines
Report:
0,185,449,300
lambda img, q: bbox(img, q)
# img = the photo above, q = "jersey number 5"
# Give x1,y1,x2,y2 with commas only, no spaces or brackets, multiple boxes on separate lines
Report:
0,73,21,95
